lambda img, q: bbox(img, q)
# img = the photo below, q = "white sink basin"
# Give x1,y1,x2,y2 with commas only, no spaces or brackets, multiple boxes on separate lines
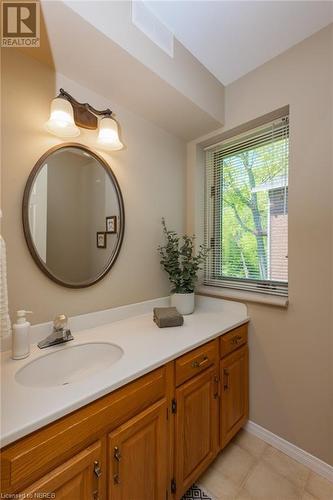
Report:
15,342,123,387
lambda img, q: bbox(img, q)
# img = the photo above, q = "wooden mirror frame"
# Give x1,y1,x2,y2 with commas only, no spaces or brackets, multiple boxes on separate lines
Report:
22,143,125,288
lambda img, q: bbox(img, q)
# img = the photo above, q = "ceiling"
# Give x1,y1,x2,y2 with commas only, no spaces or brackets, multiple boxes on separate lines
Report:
145,1,333,85
40,0,332,139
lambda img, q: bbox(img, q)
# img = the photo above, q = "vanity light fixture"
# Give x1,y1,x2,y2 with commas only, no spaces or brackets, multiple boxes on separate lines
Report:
45,89,123,151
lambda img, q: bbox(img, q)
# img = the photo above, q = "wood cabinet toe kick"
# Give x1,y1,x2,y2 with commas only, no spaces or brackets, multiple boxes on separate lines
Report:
1,322,249,499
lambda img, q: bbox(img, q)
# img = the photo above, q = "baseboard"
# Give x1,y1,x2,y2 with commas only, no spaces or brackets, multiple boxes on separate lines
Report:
245,420,333,483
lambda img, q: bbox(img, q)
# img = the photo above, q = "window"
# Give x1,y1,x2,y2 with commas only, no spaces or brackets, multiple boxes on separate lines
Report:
204,115,289,297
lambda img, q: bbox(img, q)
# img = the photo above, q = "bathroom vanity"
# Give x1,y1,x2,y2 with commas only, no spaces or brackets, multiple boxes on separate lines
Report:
0,297,249,499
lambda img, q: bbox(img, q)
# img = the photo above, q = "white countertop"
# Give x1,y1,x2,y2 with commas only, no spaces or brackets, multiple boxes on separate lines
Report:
1,296,248,447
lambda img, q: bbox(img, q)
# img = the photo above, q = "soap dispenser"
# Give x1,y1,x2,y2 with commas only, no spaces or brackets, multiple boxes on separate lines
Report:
12,310,32,360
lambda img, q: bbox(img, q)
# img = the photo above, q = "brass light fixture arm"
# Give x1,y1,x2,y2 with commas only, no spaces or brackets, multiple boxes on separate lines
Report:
59,88,113,117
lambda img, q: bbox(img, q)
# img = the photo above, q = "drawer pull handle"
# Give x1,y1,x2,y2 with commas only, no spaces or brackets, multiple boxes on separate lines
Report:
93,460,102,479
93,460,101,499
223,369,229,391
113,446,121,484
231,335,243,345
191,356,209,368
213,375,220,399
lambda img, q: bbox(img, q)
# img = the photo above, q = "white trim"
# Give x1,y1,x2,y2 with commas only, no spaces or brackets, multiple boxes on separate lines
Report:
245,420,333,484
197,285,289,308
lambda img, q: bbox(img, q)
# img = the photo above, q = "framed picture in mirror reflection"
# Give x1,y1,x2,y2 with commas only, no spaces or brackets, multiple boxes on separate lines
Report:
96,232,107,249
106,216,117,234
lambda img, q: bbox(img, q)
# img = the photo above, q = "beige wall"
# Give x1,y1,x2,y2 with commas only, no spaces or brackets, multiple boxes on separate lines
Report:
188,25,333,465
1,48,186,324
331,21,333,471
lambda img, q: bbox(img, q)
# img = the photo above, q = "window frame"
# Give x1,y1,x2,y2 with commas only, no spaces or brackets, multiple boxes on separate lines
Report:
204,116,289,298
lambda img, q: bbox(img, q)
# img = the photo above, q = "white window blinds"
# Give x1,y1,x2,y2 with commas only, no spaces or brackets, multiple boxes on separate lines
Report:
204,115,289,297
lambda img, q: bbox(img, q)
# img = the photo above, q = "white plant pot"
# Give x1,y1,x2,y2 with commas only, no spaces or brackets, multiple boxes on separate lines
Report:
170,292,195,315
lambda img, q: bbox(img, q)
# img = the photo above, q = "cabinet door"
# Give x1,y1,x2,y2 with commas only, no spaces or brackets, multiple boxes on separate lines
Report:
174,366,219,498
108,399,168,500
220,344,249,449
19,440,104,500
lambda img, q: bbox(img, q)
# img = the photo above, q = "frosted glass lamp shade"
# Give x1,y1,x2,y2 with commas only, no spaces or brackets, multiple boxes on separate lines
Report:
97,117,123,151
45,97,80,138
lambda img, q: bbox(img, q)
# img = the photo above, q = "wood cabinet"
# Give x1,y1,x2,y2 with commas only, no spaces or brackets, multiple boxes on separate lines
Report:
1,323,249,500
174,365,219,498
108,399,168,500
18,440,104,500
220,344,249,449
0,367,166,493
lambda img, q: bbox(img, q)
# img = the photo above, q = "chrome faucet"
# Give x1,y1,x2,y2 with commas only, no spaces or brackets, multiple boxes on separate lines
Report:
38,314,74,349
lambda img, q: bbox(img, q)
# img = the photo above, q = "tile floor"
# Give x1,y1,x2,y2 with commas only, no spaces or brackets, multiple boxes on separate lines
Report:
198,430,333,500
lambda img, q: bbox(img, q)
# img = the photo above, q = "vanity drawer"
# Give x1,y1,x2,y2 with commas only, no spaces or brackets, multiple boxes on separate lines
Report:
220,324,248,358
175,340,218,387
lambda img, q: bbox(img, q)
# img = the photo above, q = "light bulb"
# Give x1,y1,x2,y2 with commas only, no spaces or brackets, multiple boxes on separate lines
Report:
45,97,80,138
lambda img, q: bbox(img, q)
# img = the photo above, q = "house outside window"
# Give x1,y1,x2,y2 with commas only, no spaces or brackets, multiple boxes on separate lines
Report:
204,115,289,297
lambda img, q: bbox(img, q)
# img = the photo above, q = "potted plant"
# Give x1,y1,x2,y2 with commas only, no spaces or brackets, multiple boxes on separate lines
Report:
158,219,209,315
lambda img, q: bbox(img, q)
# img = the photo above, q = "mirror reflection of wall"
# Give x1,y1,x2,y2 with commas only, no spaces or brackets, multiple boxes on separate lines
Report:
29,165,48,263
24,146,124,288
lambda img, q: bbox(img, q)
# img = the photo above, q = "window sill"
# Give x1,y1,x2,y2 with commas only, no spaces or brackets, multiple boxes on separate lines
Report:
197,285,289,308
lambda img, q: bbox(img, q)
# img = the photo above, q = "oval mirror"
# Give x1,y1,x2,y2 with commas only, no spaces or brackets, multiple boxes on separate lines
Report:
23,144,125,288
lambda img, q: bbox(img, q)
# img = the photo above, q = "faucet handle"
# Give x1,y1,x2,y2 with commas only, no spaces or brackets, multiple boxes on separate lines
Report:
53,314,68,330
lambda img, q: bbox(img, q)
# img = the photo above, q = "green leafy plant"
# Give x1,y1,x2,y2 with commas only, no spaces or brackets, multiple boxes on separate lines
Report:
158,218,209,294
